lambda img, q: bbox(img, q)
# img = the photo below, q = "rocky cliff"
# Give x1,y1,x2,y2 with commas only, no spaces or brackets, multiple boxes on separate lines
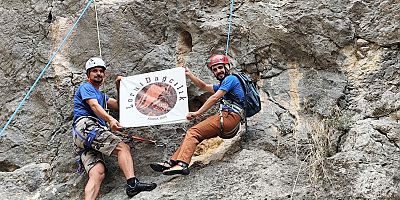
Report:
0,0,399,199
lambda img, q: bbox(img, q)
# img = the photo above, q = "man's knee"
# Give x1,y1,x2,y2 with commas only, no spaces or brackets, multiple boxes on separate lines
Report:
186,128,204,141
113,142,131,155
89,162,106,181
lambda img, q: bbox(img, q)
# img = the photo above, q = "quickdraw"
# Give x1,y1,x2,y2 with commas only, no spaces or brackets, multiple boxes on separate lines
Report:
123,132,166,147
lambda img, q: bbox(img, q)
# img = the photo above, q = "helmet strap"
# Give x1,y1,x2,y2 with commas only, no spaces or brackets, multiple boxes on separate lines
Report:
224,64,230,71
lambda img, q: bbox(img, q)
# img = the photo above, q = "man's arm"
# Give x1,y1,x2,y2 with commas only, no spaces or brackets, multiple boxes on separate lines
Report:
86,98,122,131
187,90,226,120
107,76,123,111
107,98,119,110
184,67,214,93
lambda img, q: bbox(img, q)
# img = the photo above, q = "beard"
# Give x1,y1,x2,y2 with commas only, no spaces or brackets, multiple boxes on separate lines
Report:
216,72,227,81
92,75,103,84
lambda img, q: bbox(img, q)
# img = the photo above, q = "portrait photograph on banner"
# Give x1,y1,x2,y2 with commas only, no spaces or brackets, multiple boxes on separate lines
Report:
119,67,189,127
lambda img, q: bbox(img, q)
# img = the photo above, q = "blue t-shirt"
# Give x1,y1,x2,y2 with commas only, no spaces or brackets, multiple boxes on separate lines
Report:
213,74,245,112
73,82,109,126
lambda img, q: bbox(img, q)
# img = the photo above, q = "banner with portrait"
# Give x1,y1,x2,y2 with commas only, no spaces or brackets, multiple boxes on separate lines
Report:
119,67,189,127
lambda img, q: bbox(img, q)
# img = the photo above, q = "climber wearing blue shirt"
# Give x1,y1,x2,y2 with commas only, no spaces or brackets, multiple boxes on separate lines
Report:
72,57,156,199
151,54,244,175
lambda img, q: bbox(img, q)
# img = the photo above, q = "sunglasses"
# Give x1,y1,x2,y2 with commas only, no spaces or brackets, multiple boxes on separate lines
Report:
211,65,224,72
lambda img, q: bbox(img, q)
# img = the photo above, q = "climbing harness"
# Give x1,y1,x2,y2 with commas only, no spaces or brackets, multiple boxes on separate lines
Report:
74,128,98,148
221,97,249,135
218,99,242,139
71,122,99,174
225,0,235,56
221,99,245,117
72,117,100,142
71,118,165,174
0,0,95,137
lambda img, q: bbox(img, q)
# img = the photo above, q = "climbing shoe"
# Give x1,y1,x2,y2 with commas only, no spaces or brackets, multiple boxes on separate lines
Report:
162,162,190,175
126,177,157,198
150,160,176,172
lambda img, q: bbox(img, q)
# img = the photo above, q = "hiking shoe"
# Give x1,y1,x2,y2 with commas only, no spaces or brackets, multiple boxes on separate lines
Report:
150,160,175,172
126,178,157,198
162,162,190,176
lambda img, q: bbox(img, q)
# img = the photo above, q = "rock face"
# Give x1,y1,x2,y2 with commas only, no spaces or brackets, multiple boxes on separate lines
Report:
0,0,399,199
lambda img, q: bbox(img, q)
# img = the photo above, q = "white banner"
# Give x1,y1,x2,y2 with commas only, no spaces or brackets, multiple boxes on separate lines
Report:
120,67,189,127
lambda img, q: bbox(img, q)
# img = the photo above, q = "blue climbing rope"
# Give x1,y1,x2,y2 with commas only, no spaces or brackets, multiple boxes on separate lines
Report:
0,0,94,137
225,0,235,56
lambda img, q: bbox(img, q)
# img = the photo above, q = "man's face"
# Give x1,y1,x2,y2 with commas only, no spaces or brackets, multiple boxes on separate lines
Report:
87,67,105,84
211,64,227,81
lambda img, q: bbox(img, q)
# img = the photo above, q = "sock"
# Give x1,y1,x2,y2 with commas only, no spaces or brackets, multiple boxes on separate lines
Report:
170,159,178,166
127,177,137,186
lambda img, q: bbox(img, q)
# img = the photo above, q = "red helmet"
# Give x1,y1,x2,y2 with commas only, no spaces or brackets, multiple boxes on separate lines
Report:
207,54,229,69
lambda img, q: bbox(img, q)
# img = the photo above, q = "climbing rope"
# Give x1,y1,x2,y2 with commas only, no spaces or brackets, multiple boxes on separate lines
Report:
225,0,235,56
93,0,109,123
0,0,95,137
94,0,103,58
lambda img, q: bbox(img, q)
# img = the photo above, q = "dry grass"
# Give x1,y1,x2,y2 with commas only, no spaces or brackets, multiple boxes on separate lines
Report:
291,109,353,199
194,137,224,156
307,108,352,185
307,118,333,186
291,117,333,200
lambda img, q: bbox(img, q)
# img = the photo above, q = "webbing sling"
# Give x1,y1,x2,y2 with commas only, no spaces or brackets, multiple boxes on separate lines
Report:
72,127,98,149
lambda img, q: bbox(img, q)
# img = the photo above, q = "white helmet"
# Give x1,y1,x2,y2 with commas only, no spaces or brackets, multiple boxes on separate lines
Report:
85,57,106,71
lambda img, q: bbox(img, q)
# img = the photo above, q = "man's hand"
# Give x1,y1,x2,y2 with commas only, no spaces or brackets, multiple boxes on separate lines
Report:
183,67,192,76
109,119,123,132
115,75,123,89
186,111,200,120
115,75,123,82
